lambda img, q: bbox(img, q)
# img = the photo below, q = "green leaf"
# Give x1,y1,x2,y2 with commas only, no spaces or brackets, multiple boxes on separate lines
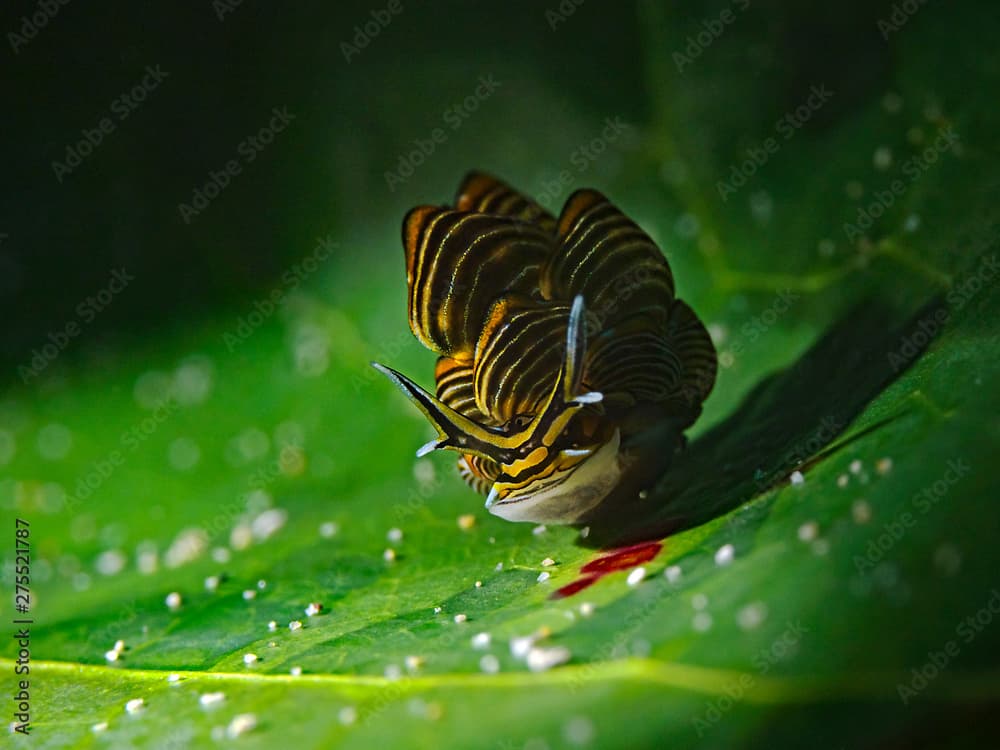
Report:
3,2,999,748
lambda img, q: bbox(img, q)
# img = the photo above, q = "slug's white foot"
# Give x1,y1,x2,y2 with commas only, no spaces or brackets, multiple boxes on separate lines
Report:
486,430,622,524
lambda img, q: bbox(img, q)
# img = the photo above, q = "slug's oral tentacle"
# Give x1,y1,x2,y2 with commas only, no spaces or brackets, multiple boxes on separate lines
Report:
371,362,513,463
563,294,587,401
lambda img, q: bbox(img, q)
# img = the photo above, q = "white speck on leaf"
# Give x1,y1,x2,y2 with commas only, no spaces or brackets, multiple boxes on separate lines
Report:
526,646,571,672
714,544,735,566
226,713,257,738
199,692,225,708
510,635,535,659
251,508,287,541
737,602,768,630
479,654,500,674
563,715,595,746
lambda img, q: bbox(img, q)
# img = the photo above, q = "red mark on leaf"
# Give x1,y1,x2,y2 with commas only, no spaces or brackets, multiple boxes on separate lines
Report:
551,541,662,599
552,575,600,598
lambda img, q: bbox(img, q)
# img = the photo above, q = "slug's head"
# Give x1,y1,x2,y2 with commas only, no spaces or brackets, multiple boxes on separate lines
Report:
373,296,617,522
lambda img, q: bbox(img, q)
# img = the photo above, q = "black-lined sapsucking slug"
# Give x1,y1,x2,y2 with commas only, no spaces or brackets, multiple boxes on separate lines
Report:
374,173,717,524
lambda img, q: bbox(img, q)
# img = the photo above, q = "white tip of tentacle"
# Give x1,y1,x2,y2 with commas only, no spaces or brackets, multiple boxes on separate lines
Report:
415,439,440,458
573,391,603,405
484,485,500,508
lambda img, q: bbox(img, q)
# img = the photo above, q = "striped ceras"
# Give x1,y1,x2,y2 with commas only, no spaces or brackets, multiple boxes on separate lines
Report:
374,172,717,524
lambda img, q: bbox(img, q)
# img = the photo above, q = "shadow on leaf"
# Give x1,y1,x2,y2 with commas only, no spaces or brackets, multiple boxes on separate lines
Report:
582,298,943,548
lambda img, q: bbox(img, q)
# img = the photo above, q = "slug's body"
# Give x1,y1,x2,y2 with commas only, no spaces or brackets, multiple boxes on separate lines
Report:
374,173,716,524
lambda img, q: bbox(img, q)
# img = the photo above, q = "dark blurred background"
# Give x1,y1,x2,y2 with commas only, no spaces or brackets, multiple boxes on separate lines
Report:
3,0,994,376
